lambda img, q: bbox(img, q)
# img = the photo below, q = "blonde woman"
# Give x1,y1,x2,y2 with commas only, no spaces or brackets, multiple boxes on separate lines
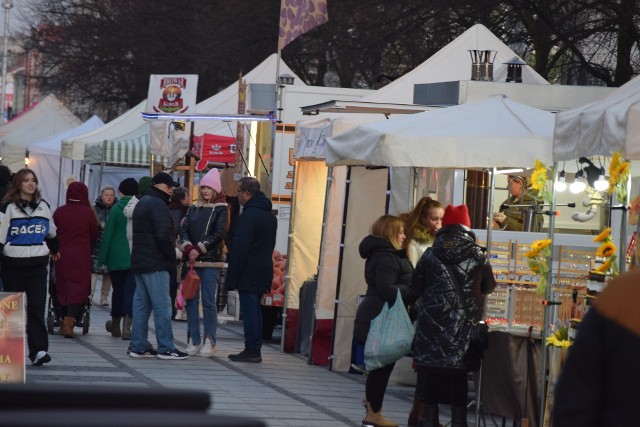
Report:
404,197,444,267
354,215,417,427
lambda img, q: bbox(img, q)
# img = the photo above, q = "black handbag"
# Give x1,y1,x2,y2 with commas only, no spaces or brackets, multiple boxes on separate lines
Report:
441,262,489,351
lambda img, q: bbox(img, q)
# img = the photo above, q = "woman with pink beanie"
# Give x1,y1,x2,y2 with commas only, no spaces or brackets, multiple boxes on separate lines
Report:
179,168,230,356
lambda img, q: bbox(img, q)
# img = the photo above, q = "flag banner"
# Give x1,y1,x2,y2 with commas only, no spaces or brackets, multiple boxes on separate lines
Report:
193,133,237,170
0,292,25,383
278,0,328,50
145,74,198,114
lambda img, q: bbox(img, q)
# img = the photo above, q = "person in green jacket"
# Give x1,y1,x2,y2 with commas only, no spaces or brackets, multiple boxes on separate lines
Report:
493,176,543,232
99,178,138,339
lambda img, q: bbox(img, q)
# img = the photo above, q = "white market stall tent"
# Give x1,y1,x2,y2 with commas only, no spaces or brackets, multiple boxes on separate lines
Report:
0,95,82,173
321,96,556,372
289,23,552,369
28,115,105,210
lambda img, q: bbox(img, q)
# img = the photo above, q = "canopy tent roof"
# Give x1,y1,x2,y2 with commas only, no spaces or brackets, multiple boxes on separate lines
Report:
554,74,640,160
0,95,82,172
326,95,555,168
193,53,305,137
28,116,105,155
61,100,146,160
295,24,550,162
83,122,166,166
358,24,548,105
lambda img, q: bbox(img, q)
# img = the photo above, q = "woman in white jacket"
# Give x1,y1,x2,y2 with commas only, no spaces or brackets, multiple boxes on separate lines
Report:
0,168,60,366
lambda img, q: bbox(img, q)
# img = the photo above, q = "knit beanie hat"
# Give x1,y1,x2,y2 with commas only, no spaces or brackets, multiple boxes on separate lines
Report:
118,178,139,196
199,168,222,193
138,176,153,196
442,204,471,228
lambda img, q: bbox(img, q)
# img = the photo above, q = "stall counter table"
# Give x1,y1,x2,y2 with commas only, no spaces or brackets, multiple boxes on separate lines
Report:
481,329,542,427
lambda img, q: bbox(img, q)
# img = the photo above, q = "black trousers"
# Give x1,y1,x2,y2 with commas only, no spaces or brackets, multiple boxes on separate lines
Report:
2,262,49,361
420,369,468,407
366,362,396,412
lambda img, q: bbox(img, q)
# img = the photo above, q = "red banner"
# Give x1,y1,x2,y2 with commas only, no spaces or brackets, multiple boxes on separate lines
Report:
193,133,236,171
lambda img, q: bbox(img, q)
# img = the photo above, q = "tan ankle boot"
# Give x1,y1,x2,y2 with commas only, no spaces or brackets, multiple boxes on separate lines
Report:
121,316,132,340
105,317,122,337
362,400,398,427
61,317,76,338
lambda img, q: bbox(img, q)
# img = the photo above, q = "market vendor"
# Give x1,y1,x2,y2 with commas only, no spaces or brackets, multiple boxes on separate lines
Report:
493,176,543,232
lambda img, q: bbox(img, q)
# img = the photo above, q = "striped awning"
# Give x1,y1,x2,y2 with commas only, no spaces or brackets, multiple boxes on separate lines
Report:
84,133,167,166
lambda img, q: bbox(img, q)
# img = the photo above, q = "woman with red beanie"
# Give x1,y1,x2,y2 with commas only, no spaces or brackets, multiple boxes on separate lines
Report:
412,204,496,427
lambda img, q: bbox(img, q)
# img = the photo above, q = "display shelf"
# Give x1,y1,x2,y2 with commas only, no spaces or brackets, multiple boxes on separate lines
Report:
485,284,510,320
556,246,594,289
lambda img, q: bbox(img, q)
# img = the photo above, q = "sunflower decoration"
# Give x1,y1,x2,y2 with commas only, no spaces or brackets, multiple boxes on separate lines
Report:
546,325,572,348
526,238,553,296
608,152,630,204
530,160,552,203
592,227,619,276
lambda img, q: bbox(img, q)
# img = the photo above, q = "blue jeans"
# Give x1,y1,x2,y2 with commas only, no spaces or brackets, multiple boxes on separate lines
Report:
131,271,175,354
238,290,263,352
110,270,136,317
186,267,221,345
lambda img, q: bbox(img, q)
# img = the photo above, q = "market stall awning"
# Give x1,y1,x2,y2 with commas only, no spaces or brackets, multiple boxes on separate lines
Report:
84,124,167,166
325,95,555,168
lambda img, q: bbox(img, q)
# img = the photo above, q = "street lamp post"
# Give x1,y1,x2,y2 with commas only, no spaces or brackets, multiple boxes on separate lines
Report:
0,0,12,126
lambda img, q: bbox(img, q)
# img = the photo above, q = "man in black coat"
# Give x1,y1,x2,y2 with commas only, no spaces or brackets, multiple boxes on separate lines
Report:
129,172,188,360
226,177,277,363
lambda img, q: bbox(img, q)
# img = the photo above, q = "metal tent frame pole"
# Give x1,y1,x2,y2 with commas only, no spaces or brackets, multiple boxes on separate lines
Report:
539,162,559,424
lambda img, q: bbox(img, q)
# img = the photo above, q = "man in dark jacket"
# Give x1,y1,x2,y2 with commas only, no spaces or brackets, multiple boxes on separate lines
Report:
226,177,277,363
129,172,188,360
554,269,640,426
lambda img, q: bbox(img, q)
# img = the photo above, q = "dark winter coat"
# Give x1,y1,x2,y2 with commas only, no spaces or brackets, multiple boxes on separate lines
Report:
131,186,176,274
225,192,277,294
91,195,117,273
554,270,640,427
98,196,133,272
353,235,416,344
179,192,229,265
412,224,496,373
53,183,100,306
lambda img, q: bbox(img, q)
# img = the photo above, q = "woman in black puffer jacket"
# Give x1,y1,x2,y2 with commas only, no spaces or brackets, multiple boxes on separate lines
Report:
412,205,496,427
354,215,418,427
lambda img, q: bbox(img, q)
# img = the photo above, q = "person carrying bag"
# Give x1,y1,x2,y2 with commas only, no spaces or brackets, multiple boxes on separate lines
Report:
352,215,418,427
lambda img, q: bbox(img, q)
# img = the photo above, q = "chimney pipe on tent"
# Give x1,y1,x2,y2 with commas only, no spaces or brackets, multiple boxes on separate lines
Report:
504,56,526,83
469,50,496,81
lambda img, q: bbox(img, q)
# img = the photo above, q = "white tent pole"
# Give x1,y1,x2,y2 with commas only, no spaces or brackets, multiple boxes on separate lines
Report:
280,161,297,353
539,161,558,424
97,140,106,193
56,156,63,207
485,168,496,257
329,165,352,371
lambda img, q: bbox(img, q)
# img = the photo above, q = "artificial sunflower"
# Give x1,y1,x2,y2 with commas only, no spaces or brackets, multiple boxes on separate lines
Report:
595,258,612,273
596,242,617,258
608,151,630,203
527,238,553,296
593,227,611,243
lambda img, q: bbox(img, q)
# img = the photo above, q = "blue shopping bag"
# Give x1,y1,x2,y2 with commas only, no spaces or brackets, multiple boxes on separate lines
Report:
364,288,415,371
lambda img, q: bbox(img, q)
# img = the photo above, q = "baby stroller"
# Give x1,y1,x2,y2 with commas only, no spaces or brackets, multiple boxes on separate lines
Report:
46,259,90,335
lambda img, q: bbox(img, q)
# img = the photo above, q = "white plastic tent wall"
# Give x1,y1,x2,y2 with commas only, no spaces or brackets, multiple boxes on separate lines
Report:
554,74,640,160
291,24,549,370
28,115,105,210
0,95,82,173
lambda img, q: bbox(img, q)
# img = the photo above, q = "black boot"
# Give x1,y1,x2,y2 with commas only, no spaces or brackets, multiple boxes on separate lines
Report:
228,348,262,363
408,397,424,427
417,404,439,427
450,406,467,427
